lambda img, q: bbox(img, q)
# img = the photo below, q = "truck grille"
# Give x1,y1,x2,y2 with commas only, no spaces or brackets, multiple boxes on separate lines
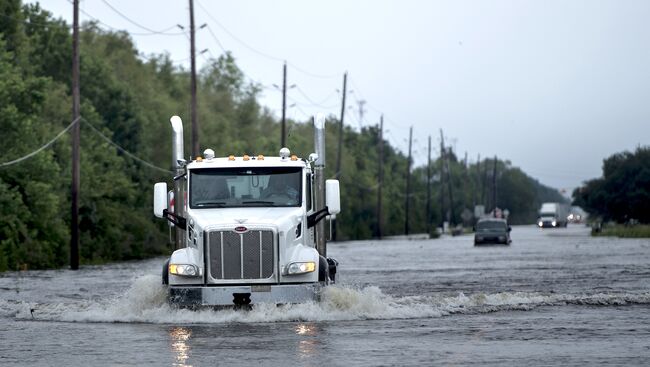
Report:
207,229,275,280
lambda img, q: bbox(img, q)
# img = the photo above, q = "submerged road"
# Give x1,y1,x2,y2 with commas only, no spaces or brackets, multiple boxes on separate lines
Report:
1,225,649,366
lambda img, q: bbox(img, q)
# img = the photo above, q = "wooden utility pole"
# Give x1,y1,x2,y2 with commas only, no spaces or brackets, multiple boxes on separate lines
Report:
376,115,384,238
440,129,455,225
482,157,488,207
439,134,445,228
189,0,199,158
70,0,80,270
492,155,498,212
473,153,480,207
281,61,287,147
404,126,413,235
426,135,432,236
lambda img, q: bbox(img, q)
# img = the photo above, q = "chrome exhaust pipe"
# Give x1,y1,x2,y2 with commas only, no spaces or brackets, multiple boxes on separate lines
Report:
313,114,326,257
170,116,186,248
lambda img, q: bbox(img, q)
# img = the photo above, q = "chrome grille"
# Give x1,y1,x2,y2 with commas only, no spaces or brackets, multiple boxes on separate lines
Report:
208,229,275,280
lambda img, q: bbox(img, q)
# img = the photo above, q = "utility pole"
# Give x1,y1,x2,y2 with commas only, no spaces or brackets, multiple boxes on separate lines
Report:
404,126,413,235
357,99,366,129
70,0,80,270
440,129,455,226
426,135,432,236
492,155,498,213
332,72,347,241
189,0,199,158
482,157,488,208
281,61,287,147
376,115,384,238
439,133,445,229
473,153,480,207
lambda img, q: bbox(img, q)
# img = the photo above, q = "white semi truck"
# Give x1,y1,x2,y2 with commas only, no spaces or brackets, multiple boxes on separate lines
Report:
537,202,569,228
153,115,340,307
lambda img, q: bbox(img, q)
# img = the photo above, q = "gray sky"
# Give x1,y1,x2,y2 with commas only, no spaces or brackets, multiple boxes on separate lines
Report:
33,0,650,194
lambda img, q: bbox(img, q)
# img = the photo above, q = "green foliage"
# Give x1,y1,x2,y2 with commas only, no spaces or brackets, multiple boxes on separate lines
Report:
0,2,565,270
573,147,650,223
593,224,650,238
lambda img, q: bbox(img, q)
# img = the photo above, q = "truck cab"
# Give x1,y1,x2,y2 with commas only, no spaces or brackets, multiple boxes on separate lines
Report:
153,116,339,307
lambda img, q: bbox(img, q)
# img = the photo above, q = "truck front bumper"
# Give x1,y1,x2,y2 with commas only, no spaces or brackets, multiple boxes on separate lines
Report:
168,283,321,307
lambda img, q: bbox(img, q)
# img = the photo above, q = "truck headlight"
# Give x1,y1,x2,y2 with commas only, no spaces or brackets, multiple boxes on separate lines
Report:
285,261,316,275
552,221,557,227
169,264,200,277
538,221,543,227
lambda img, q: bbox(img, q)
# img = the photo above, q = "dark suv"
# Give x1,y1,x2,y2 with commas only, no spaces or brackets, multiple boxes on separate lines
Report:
474,218,512,245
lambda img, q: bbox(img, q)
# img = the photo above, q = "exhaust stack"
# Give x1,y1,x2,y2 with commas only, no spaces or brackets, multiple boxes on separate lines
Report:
313,114,327,257
170,116,186,249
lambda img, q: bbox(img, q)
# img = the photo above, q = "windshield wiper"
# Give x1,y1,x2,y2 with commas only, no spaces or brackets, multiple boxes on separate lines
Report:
195,201,227,207
241,200,275,206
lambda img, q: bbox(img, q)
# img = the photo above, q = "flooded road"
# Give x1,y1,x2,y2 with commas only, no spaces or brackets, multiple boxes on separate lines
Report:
1,225,649,366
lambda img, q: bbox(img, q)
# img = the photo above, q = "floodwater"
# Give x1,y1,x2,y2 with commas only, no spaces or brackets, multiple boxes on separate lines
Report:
1,225,649,366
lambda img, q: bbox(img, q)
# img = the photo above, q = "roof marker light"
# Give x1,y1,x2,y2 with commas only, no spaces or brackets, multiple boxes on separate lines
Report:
203,149,215,159
243,154,250,161
279,147,290,159
290,155,298,161
258,154,264,160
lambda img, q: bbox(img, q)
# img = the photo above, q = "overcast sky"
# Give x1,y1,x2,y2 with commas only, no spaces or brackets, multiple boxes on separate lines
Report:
32,0,650,194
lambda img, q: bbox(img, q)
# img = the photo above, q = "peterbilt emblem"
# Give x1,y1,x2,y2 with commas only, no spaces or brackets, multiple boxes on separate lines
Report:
234,226,248,233
235,218,247,224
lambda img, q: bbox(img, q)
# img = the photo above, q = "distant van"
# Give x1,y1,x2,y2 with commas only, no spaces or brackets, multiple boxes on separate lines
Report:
474,218,512,245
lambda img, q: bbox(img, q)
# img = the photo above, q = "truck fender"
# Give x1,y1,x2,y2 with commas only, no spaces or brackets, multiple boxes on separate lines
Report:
162,258,170,285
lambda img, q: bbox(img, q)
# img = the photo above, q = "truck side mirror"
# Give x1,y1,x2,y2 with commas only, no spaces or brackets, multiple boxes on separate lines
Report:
153,182,168,218
326,179,340,215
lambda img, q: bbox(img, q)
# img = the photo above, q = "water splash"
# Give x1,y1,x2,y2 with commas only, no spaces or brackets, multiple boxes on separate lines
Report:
5,275,650,324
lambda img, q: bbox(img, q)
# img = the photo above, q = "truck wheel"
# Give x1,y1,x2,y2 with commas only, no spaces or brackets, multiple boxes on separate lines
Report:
318,256,329,284
162,259,170,285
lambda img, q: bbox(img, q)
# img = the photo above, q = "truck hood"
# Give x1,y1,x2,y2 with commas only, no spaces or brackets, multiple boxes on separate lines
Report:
188,207,304,230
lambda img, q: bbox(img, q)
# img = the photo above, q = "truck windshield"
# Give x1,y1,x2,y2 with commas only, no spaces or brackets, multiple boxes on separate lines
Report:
539,212,556,217
190,167,302,208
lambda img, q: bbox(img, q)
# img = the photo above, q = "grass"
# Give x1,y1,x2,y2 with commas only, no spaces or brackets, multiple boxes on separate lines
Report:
592,224,650,238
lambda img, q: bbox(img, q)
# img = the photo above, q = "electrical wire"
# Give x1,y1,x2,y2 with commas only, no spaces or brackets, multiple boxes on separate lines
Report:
81,118,173,174
0,117,80,168
64,0,185,36
99,0,185,35
195,0,340,79
293,86,339,109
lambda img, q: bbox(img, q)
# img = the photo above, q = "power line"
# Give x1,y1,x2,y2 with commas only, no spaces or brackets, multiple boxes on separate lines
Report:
204,25,228,54
195,0,339,79
293,86,339,109
0,117,80,167
99,0,185,35
64,0,185,36
81,118,173,174
195,0,283,62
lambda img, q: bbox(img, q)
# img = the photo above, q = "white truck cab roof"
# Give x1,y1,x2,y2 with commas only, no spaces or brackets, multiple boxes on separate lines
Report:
186,155,309,170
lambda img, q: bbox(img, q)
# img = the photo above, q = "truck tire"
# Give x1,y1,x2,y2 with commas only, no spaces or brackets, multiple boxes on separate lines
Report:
318,256,329,284
162,259,170,285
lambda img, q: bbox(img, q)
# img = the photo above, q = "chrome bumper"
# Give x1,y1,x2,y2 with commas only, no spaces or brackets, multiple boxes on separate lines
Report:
168,283,321,307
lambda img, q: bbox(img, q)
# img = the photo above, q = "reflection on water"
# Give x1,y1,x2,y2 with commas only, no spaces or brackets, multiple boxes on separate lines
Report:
170,326,192,367
295,323,320,360
295,323,317,336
